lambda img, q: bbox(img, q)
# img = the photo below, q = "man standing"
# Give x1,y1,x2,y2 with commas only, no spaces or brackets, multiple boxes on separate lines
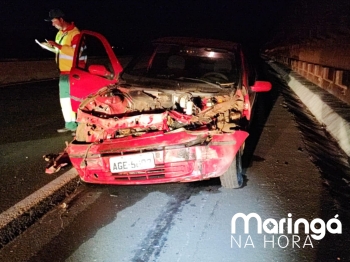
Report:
43,9,80,134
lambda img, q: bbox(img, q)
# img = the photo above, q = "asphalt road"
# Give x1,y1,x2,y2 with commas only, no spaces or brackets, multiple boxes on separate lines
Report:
0,80,75,212
0,66,349,261
0,56,132,213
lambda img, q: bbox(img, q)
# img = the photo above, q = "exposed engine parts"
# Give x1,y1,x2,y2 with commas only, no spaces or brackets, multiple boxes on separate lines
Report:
75,86,245,142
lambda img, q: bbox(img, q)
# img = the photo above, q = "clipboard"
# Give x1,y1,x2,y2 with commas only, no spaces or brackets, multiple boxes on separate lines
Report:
35,39,57,53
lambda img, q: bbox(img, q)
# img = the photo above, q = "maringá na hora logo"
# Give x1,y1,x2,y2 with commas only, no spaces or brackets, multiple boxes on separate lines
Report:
231,213,342,248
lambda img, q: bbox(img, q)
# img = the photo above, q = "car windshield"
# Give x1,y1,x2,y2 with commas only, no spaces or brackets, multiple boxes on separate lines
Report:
124,44,239,85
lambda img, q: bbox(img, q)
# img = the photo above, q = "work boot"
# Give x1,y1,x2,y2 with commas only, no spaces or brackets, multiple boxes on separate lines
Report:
57,127,70,133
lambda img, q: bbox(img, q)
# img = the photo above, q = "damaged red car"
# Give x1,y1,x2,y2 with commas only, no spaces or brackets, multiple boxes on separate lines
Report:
66,31,271,188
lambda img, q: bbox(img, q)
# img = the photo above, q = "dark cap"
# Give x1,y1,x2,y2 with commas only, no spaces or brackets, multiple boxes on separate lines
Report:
44,9,65,21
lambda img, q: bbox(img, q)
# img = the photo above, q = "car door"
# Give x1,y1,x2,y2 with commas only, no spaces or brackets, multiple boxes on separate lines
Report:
70,30,123,111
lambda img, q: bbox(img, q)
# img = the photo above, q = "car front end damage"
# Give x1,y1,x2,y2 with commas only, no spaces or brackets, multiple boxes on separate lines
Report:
64,34,272,187
66,85,249,185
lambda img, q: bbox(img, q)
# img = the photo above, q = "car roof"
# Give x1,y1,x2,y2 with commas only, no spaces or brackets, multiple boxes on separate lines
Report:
153,37,240,52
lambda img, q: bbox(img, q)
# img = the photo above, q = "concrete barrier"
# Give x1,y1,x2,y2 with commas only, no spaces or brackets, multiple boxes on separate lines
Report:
263,41,350,105
0,56,132,86
266,60,350,158
0,59,58,86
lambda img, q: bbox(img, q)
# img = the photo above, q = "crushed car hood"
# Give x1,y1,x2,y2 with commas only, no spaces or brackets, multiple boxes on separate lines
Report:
76,82,244,142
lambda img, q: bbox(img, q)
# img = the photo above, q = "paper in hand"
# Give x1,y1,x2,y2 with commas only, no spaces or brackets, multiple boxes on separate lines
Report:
35,39,56,52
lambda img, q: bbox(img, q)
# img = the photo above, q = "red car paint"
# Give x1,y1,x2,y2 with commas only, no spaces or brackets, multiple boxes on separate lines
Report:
67,129,248,185
66,32,271,188
69,31,123,112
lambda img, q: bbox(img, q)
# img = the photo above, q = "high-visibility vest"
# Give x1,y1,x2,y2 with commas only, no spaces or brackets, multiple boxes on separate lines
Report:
55,25,80,73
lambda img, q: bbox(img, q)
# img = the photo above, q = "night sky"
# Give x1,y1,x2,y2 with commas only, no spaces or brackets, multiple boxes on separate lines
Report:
0,0,291,59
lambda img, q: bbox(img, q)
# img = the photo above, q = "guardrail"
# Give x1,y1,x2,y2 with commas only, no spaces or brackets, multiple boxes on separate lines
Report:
264,41,350,105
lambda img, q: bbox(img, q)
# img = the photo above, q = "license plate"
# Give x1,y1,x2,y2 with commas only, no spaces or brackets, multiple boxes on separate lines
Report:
109,153,155,172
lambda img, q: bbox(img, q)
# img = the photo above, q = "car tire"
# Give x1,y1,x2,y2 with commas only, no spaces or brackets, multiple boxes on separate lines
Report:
220,147,243,189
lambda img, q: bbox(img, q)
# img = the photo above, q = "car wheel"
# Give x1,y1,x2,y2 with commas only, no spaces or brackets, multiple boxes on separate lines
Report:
220,147,243,189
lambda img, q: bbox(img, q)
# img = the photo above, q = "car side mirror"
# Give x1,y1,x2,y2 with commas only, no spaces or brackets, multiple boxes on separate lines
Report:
251,81,272,92
88,65,113,78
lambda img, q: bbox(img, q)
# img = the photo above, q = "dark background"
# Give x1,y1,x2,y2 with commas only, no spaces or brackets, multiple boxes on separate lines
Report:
0,0,291,59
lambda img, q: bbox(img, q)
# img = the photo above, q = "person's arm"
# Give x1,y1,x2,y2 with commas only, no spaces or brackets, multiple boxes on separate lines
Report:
47,33,80,56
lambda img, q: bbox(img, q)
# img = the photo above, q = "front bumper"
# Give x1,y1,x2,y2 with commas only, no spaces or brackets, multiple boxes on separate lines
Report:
67,129,248,185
